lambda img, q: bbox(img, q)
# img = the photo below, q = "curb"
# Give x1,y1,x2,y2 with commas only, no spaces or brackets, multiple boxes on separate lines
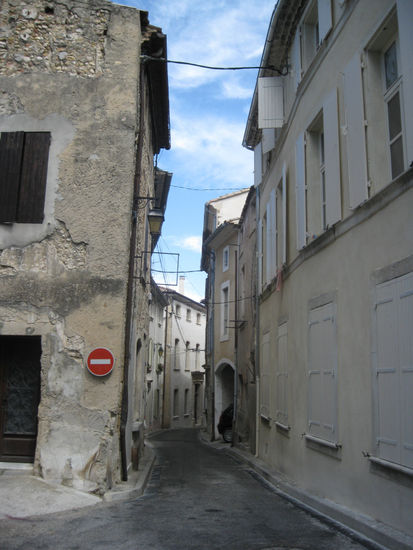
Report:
103,444,156,503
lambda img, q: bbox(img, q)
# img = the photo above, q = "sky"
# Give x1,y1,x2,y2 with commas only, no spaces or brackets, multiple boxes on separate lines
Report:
114,0,275,302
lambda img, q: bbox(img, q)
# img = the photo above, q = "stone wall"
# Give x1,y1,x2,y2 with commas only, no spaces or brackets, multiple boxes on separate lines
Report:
0,0,110,77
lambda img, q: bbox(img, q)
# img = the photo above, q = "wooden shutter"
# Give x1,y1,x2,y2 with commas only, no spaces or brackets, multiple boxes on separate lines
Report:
318,0,332,44
262,128,275,154
295,133,306,250
323,89,341,226
270,188,277,275
375,281,400,464
343,54,368,209
17,132,50,223
397,0,413,167
254,142,262,187
0,132,24,223
308,302,337,442
258,77,284,129
257,218,263,294
260,331,271,418
282,163,287,264
276,322,288,425
265,201,272,285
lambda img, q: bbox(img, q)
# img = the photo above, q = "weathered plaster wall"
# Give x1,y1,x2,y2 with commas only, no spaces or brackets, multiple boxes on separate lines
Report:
0,0,148,494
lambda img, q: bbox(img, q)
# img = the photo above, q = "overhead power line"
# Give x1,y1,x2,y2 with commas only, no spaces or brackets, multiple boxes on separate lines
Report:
140,55,288,76
171,184,246,191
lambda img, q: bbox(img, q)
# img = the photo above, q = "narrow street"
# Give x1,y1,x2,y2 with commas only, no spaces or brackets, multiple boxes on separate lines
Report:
0,429,377,550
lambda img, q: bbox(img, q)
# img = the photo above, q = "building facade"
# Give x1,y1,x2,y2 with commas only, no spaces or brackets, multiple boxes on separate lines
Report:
162,282,206,430
242,0,413,544
0,0,170,494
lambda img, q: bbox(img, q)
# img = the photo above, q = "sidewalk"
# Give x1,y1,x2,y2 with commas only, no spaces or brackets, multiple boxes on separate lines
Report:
198,430,413,550
0,444,155,520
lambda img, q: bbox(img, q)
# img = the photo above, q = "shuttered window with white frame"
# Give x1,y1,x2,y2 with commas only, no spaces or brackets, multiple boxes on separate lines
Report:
281,162,287,264
397,0,413,167
295,132,307,250
276,322,289,428
317,0,332,44
323,88,342,227
254,142,263,187
373,271,413,469
258,77,284,129
307,301,338,443
343,53,368,209
260,331,271,419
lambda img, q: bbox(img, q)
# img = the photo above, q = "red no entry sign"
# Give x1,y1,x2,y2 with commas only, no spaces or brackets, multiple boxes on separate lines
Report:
87,347,115,377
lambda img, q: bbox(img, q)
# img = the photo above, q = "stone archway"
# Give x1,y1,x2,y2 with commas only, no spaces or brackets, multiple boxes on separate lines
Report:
215,359,235,438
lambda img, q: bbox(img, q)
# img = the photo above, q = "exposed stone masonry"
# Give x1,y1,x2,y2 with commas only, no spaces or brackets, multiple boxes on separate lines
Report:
0,1,110,77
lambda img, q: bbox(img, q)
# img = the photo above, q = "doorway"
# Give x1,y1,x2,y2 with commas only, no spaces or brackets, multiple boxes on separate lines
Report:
0,336,42,462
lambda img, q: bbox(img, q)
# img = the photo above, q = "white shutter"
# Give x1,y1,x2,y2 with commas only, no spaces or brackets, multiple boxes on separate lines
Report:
254,142,262,187
398,273,413,468
397,0,413,166
276,322,288,425
261,331,271,418
282,162,287,264
266,201,272,285
295,133,306,250
258,77,284,129
257,218,263,294
292,29,301,90
323,88,341,226
375,281,400,464
318,0,332,44
262,128,276,154
343,54,368,209
270,188,277,275
308,302,337,442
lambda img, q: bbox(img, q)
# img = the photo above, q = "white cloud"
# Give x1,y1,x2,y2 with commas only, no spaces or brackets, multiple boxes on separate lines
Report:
166,235,202,253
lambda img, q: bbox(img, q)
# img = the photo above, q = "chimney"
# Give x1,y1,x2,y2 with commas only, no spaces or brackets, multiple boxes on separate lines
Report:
178,276,185,294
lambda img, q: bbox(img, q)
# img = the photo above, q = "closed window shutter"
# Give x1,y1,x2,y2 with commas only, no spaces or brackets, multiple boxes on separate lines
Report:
262,128,275,154
397,0,413,166
292,30,301,90
295,133,306,250
266,201,272,285
282,162,287,264
17,132,50,223
0,132,24,223
343,54,368,209
261,331,271,418
270,188,277,275
308,302,337,443
276,322,288,425
257,218,263,294
254,142,262,187
323,88,341,226
258,77,284,129
318,0,332,44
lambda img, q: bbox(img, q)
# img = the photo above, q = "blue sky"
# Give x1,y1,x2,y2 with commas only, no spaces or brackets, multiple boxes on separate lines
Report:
114,0,275,301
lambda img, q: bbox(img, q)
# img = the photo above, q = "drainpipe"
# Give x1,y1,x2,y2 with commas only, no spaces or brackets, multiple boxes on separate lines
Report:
232,245,239,447
255,185,261,458
120,63,146,482
161,301,170,428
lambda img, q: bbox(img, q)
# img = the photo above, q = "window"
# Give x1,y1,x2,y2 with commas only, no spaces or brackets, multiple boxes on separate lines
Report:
383,40,404,179
195,343,200,370
185,341,190,371
260,331,271,420
196,313,201,325
220,282,230,340
173,389,179,418
0,132,51,224
154,389,160,419
307,301,338,444
296,88,340,247
276,322,289,429
184,389,189,416
175,304,181,318
186,308,191,322
373,272,413,469
173,339,180,370
223,246,229,272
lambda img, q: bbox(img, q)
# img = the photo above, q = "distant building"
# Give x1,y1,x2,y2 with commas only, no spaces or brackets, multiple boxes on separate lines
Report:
162,279,206,429
0,0,170,495
242,0,413,544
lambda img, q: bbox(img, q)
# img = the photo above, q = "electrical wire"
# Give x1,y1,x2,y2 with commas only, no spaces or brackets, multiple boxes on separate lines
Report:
141,55,288,76
171,184,247,191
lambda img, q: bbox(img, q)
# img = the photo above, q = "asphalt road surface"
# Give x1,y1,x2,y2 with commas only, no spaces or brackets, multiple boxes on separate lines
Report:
0,429,376,550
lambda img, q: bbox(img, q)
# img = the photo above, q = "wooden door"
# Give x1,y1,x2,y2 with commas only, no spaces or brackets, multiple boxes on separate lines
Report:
0,336,41,462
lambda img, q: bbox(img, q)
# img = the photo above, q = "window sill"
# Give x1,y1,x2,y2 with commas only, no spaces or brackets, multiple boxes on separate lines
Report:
275,421,291,433
304,434,341,450
368,456,413,478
